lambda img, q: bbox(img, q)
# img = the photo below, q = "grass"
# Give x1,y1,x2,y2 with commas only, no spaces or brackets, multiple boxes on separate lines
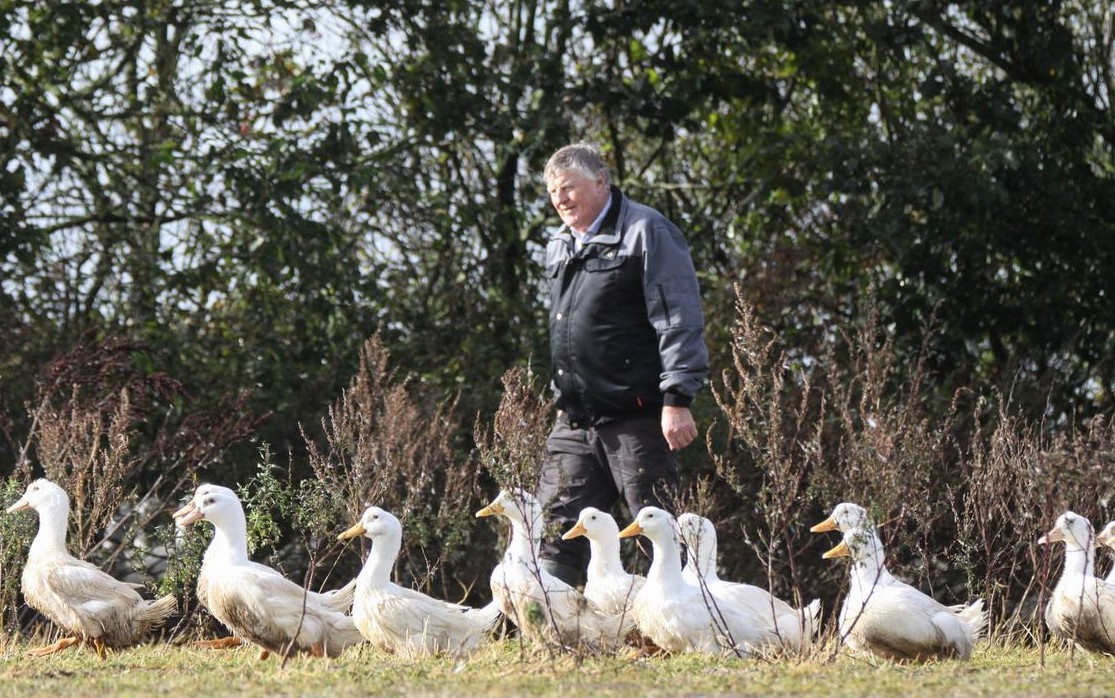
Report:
0,638,1113,697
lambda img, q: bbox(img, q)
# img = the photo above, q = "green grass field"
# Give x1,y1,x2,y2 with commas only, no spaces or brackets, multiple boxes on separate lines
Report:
0,639,1113,697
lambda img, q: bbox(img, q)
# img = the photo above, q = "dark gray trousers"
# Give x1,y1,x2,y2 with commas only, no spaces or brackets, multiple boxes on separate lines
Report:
537,411,679,586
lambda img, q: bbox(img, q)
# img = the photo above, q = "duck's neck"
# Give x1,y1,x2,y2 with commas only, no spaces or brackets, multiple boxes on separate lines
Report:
647,534,685,589
507,514,542,562
359,531,401,589
849,554,896,597
587,535,626,582
28,504,70,560
686,532,720,583
1060,544,1096,581
210,510,251,565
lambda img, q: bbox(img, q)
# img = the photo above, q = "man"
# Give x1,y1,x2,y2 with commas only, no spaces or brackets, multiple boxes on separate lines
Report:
537,142,709,586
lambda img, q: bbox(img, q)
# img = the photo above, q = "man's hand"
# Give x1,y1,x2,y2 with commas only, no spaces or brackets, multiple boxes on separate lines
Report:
662,405,698,451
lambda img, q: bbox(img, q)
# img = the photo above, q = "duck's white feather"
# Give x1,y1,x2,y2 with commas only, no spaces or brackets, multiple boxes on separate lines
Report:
340,506,499,656
825,527,985,661
477,489,633,651
621,507,789,655
562,507,645,616
174,485,355,615
7,478,176,653
1040,511,1115,655
177,484,363,657
677,512,820,650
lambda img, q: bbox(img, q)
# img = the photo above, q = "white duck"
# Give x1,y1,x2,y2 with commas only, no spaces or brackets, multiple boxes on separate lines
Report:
561,507,645,616
1039,510,1115,655
475,488,632,651
338,506,501,656
676,512,820,650
1094,520,1115,584
6,478,177,658
810,501,874,535
175,485,364,658
173,483,356,650
619,506,788,655
821,526,986,661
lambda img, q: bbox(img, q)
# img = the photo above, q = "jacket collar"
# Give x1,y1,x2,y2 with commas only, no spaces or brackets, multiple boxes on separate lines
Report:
586,185,624,245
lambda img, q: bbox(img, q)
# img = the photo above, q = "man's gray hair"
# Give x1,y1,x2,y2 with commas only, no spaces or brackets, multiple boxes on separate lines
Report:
544,143,610,185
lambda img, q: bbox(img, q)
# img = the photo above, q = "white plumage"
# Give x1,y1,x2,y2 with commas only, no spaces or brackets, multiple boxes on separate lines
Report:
7,478,177,658
561,507,644,616
821,526,986,661
174,485,355,613
1039,511,1115,655
176,484,363,658
476,488,632,651
619,507,790,655
676,512,820,651
338,506,500,656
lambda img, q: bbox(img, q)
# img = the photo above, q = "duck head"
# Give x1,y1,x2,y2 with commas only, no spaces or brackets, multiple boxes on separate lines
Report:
174,484,244,530
618,506,678,545
561,506,619,542
822,526,886,568
811,502,872,533
6,478,69,516
475,488,542,528
1039,510,1094,552
338,506,401,542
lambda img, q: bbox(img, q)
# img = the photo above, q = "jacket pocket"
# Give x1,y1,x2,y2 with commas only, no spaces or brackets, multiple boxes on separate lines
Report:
583,255,627,272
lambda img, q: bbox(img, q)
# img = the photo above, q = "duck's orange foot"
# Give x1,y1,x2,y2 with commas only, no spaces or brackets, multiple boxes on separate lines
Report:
625,631,667,658
28,636,81,657
194,636,245,650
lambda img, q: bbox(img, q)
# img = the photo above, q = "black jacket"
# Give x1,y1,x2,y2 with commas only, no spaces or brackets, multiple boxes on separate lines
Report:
545,187,708,424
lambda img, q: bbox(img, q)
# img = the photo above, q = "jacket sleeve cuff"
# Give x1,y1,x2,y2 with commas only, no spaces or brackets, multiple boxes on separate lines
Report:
663,391,693,408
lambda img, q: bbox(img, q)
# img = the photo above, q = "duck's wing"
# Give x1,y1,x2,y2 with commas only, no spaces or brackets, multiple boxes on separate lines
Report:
47,559,143,609
711,580,795,620
40,559,144,638
1044,576,1115,653
380,586,495,648
208,566,338,650
852,584,973,660
1088,584,1115,653
586,573,645,615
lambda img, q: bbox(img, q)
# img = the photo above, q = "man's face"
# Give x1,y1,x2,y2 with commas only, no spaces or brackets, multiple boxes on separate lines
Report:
547,169,609,233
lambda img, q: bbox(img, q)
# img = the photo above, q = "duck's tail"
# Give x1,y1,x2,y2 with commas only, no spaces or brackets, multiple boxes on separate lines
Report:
323,613,366,657
775,598,822,651
136,594,178,630
470,599,503,634
317,577,357,613
957,598,988,642
800,598,822,641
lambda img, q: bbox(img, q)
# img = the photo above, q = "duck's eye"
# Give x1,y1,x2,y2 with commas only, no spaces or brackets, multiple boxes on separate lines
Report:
203,497,213,506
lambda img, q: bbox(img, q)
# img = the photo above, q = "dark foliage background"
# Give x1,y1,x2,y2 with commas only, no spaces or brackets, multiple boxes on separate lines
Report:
1,0,1112,639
